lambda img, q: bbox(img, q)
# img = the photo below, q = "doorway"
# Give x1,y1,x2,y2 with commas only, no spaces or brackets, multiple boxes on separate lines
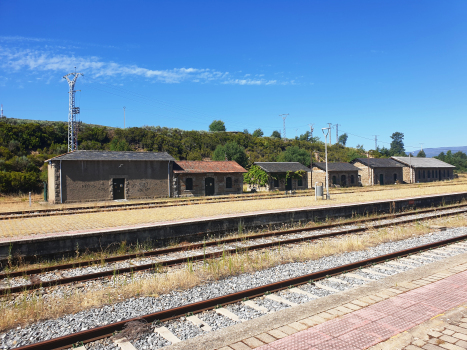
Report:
286,177,292,191
341,175,346,186
205,177,215,196
113,178,125,200
379,174,384,185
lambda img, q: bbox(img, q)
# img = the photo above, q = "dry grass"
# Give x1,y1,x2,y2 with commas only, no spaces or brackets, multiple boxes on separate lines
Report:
1,213,466,332
2,181,467,238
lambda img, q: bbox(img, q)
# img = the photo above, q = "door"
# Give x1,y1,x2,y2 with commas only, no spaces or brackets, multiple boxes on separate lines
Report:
379,174,384,185
286,177,292,191
341,175,346,186
205,177,215,196
113,178,125,200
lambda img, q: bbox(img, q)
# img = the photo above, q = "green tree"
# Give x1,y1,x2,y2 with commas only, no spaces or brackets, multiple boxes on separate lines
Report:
278,146,311,167
270,130,281,139
209,120,226,132
109,138,131,151
252,128,264,137
417,149,426,157
338,133,348,146
243,165,269,187
212,142,248,167
298,131,311,141
389,132,405,156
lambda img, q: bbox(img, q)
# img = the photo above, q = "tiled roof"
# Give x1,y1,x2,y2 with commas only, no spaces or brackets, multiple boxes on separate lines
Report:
313,162,359,172
46,150,175,161
391,157,455,169
173,161,247,173
254,162,311,173
351,158,404,168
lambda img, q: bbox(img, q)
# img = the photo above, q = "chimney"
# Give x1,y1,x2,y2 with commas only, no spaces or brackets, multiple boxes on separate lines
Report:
314,151,320,161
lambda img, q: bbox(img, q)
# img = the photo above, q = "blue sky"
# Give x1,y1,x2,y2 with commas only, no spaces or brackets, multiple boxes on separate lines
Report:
1,1,466,152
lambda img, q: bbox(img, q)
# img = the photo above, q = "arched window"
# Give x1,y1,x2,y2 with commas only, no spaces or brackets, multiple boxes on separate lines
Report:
423,170,426,179
273,178,279,187
350,175,355,184
297,177,303,186
332,176,337,184
427,170,430,178
226,177,232,189
341,175,346,185
394,173,397,182
186,178,193,190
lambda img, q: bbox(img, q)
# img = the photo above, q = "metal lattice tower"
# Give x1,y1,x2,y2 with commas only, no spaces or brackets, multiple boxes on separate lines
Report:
63,71,83,152
280,114,289,139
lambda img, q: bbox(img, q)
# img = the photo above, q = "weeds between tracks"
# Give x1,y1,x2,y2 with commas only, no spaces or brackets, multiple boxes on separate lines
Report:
1,213,467,332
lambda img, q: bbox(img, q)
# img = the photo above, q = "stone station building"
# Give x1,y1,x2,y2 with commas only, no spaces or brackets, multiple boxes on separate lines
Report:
311,162,360,187
46,150,175,203
173,160,246,197
391,156,455,183
351,158,404,186
254,162,311,191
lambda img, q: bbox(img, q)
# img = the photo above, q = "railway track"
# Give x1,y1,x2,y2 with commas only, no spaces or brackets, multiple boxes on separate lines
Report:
2,203,467,295
2,180,466,220
9,227,467,350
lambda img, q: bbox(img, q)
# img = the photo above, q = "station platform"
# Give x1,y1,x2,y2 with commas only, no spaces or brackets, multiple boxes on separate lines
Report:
165,252,467,350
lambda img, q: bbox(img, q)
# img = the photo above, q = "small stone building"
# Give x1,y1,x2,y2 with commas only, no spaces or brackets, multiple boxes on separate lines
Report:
391,157,455,183
173,161,246,197
254,162,311,191
351,158,404,186
312,162,360,187
46,151,175,203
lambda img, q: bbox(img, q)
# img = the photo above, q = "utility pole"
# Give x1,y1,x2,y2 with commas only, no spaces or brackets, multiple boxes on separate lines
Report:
327,123,332,145
0,104,3,118
123,106,126,129
63,69,83,152
373,135,379,150
335,124,341,144
322,126,331,199
280,114,289,140
308,123,314,140
420,143,424,151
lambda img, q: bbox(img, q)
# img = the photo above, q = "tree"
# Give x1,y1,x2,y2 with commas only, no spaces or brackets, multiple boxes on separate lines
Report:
389,132,405,156
109,138,131,151
243,165,269,187
417,149,426,157
277,146,311,167
299,131,311,141
212,142,248,167
209,120,226,132
271,130,281,139
338,133,348,146
243,129,249,135
252,128,264,137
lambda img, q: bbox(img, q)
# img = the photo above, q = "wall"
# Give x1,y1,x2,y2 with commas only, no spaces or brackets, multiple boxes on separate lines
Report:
353,161,403,186
410,167,455,183
311,167,359,187
267,172,309,191
175,173,244,196
51,160,172,203
47,162,58,203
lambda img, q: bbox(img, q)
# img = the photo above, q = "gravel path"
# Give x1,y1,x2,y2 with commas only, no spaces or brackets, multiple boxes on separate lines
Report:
2,226,467,349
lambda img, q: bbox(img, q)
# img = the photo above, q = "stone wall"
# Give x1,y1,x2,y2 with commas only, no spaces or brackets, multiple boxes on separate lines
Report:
353,161,404,186
175,173,244,196
311,167,359,187
408,167,455,183
50,160,172,203
267,172,309,191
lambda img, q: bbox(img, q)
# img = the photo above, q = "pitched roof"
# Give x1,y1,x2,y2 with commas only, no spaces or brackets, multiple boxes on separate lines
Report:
391,156,455,168
254,162,311,173
351,158,404,168
45,150,175,162
313,162,359,172
173,161,247,173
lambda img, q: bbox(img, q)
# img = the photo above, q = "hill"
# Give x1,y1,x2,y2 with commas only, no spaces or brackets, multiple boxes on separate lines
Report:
412,146,467,158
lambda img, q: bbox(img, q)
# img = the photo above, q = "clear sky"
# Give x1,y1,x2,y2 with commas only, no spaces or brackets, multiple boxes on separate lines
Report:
1,0,466,152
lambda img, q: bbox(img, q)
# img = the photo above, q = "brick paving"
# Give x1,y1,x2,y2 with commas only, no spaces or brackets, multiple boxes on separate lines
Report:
218,264,467,350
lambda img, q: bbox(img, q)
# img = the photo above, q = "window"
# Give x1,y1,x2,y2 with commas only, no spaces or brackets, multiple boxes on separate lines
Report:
297,177,303,186
435,170,438,178
186,178,193,190
394,173,397,182
351,175,355,184
444,170,446,177
423,170,426,179
332,176,337,184
418,170,421,179
432,170,435,178
427,170,430,178
274,178,279,187
226,177,232,189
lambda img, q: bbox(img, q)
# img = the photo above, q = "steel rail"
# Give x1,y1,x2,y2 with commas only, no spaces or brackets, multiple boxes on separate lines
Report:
14,232,467,350
2,204,466,295
2,202,466,279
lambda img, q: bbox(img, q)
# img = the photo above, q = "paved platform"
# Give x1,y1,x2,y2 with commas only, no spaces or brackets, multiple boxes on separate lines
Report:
164,251,467,350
